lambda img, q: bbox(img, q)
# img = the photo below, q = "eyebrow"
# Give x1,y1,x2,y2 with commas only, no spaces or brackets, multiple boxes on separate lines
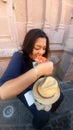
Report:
35,44,46,48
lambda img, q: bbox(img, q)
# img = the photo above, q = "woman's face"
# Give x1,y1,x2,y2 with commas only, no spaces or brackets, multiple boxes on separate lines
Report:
29,37,46,60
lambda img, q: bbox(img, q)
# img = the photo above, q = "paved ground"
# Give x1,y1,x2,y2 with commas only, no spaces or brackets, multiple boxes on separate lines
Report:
0,78,73,130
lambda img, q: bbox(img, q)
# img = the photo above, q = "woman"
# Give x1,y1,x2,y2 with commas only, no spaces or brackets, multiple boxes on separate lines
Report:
0,29,63,129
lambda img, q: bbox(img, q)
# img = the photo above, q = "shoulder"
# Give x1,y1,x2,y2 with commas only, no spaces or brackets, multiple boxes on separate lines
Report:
12,51,23,60
13,51,23,57
9,51,24,65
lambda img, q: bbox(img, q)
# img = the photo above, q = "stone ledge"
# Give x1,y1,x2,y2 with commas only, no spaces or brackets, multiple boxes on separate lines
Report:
64,47,73,54
0,48,19,57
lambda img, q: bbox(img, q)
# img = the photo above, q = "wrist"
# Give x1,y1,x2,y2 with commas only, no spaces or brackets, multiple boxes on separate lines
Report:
34,66,39,79
36,65,43,77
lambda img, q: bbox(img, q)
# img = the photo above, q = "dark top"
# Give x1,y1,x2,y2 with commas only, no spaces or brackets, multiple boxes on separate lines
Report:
0,51,34,104
0,51,64,116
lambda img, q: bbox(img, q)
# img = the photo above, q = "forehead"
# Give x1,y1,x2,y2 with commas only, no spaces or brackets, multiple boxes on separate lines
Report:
34,37,46,46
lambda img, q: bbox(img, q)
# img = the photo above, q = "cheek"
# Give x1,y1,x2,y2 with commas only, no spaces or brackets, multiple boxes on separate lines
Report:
29,50,37,59
32,50,38,55
32,50,39,59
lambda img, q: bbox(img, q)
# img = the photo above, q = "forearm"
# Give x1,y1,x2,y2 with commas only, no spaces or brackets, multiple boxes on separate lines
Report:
0,61,53,100
0,68,39,100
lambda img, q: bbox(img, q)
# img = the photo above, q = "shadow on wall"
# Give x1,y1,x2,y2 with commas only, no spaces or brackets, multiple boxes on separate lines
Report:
56,51,73,82
49,50,73,82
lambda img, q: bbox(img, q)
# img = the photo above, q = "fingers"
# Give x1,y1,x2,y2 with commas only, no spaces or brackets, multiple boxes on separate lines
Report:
44,61,54,75
37,61,54,76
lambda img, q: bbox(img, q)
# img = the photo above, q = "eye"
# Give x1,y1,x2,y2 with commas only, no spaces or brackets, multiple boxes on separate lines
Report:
34,47,40,50
34,47,46,51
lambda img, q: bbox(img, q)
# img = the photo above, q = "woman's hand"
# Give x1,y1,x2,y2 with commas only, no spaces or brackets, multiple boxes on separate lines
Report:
36,61,54,76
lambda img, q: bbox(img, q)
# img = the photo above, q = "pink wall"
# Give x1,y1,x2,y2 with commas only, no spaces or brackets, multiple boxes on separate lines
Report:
0,0,73,57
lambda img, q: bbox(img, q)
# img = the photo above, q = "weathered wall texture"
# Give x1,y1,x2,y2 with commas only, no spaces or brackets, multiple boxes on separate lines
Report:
0,0,73,79
0,0,73,56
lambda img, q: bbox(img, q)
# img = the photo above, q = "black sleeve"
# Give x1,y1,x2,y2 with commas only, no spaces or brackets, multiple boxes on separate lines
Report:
0,52,24,85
